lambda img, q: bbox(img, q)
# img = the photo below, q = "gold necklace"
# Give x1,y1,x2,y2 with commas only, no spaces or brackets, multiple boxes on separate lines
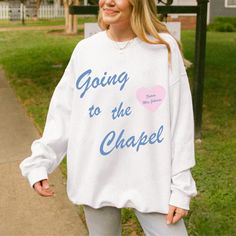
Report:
107,30,136,51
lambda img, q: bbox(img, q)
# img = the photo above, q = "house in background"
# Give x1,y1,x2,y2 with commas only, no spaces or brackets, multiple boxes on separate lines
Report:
209,0,236,22
165,0,236,29
164,0,198,30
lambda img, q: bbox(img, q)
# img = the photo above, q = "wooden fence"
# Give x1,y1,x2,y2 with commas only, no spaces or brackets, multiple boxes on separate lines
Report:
0,3,9,20
39,5,64,19
0,3,64,20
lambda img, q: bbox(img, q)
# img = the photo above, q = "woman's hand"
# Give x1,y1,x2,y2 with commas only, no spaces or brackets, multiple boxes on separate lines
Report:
33,179,55,197
166,205,188,224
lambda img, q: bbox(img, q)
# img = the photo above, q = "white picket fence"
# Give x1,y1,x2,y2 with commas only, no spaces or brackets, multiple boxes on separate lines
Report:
0,3,9,20
0,3,64,20
39,5,64,19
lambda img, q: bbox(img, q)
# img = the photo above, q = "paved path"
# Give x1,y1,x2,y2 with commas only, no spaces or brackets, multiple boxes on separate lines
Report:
0,69,88,236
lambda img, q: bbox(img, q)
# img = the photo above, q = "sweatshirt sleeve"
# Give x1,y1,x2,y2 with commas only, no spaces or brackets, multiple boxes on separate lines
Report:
19,44,79,188
167,36,198,210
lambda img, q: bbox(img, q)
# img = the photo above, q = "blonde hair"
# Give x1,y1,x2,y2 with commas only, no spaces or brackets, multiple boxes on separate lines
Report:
98,0,184,64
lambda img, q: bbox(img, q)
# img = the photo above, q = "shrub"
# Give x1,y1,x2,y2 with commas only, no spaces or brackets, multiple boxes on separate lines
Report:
208,17,236,32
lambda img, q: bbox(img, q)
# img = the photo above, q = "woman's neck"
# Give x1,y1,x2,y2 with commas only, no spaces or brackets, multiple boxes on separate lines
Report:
107,24,136,42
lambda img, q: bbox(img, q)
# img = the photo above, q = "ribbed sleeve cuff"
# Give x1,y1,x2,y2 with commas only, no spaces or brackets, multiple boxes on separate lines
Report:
27,167,48,189
169,189,191,210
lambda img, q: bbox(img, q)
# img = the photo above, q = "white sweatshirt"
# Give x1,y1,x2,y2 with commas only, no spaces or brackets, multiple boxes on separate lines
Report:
19,31,197,213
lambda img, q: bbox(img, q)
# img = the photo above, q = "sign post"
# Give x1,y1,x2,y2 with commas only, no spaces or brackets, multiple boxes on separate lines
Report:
193,0,209,140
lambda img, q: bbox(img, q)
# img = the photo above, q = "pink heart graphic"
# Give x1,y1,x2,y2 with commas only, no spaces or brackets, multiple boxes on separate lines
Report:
136,86,166,112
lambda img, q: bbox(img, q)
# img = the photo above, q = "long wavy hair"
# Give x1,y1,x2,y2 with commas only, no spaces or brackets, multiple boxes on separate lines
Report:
98,0,184,64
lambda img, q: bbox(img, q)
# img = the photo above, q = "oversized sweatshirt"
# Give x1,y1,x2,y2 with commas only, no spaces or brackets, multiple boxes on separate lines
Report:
19,31,197,214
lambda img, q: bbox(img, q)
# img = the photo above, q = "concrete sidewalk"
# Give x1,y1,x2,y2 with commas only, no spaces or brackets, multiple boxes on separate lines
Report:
0,69,88,236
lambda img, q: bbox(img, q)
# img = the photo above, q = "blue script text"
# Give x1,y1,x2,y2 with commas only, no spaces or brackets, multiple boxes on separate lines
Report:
76,69,129,98
100,126,164,156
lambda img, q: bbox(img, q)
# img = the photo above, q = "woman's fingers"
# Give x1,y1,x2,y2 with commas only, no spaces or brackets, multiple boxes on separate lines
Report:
166,205,188,224
33,179,54,197
41,179,50,190
172,208,188,223
172,210,183,224
166,205,176,224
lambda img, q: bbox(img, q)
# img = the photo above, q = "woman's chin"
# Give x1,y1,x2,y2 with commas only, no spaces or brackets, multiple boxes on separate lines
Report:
102,14,121,24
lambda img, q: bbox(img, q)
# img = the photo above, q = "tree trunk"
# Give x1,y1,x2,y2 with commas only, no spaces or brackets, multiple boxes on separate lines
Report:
64,0,79,34
72,0,79,34
64,0,69,33
36,0,42,9
35,0,40,20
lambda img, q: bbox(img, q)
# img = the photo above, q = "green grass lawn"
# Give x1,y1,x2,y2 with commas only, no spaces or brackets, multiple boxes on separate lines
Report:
0,17,97,28
0,29,235,236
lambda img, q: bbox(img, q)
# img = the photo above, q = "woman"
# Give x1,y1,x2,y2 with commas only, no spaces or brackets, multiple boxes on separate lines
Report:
20,0,198,235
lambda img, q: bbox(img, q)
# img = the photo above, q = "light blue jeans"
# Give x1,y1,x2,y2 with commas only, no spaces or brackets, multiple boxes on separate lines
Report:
83,205,188,236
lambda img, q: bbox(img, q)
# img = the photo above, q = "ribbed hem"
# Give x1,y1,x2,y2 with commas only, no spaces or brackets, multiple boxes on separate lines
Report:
169,189,191,210
27,167,48,189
